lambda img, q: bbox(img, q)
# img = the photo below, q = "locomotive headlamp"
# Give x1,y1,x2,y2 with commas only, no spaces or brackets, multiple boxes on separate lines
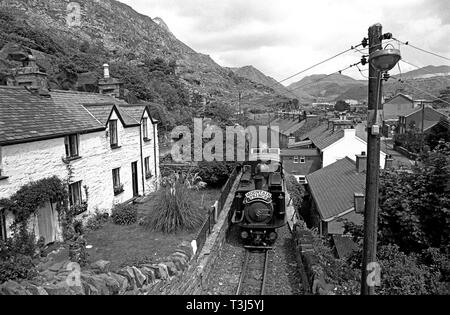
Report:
269,232,278,241
241,231,249,239
369,48,401,72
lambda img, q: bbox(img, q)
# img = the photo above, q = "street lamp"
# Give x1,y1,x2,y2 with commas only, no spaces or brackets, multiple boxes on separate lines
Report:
369,48,402,72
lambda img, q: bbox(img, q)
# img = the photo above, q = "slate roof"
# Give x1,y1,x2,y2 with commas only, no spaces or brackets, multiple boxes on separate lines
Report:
270,118,305,136
306,157,366,220
301,124,345,150
283,159,321,176
0,87,154,145
280,148,319,157
0,87,104,145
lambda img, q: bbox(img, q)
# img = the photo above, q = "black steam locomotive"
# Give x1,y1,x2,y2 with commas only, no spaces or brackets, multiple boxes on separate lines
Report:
231,150,287,247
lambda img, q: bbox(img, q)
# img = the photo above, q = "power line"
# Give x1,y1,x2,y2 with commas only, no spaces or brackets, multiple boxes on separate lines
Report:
393,38,450,62
390,75,450,106
287,61,362,93
242,41,368,101
276,45,362,85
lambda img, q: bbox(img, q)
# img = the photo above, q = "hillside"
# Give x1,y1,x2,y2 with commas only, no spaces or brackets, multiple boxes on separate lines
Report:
286,67,450,104
287,73,364,102
400,65,450,79
229,65,294,98
0,0,291,128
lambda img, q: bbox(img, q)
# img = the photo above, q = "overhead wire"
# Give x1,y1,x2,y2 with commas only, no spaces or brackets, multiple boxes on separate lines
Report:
393,38,450,62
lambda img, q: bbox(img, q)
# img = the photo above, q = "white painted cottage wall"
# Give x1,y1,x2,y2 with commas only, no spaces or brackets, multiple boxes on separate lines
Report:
322,129,386,169
0,109,159,238
142,111,159,192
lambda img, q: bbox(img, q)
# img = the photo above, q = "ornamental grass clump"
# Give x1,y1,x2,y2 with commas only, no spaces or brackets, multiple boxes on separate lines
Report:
143,174,204,234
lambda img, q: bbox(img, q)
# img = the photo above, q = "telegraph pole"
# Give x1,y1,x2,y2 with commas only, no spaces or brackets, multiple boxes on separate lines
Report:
361,23,383,295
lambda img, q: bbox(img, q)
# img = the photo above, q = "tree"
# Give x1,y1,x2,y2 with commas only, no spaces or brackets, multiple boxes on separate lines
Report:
334,100,350,112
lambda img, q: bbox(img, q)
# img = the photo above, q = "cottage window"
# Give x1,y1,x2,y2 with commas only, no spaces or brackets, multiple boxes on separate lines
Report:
0,209,7,241
142,118,149,140
112,168,124,195
300,156,306,164
65,134,79,158
298,176,307,184
144,157,152,179
109,120,118,148
69,181,83,206
293,156,299,164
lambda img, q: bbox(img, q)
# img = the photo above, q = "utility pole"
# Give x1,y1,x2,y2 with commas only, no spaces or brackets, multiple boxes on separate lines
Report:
238,91,242,116
421,101,425,153
361,23,383,295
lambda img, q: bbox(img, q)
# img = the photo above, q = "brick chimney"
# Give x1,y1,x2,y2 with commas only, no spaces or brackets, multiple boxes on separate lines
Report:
354,193,365,214
288,135,296,146
98,63,123,98
9,55,49,91
356,152,367,173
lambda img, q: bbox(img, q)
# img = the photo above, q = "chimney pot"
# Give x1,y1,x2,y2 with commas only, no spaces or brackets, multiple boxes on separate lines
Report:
103,63,110,79
354,193,365,214
356,152,367,173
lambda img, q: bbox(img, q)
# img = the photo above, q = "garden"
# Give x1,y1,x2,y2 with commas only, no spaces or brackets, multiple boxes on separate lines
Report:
0,161,236,284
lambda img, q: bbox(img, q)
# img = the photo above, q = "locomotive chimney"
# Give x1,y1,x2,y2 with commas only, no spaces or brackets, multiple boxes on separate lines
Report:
254,175,264,190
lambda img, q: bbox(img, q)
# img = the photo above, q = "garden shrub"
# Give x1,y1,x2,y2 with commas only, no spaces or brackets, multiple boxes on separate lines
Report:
197,161,235,187
111,204,138,226
0,253,38,283
85,210,109,231
0,227,41,283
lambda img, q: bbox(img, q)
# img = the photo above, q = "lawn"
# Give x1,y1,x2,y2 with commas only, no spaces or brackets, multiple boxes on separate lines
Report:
84,188,221,270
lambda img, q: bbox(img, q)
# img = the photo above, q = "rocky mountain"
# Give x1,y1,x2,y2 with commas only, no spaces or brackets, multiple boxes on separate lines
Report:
229,65,294,98
0,0,291,117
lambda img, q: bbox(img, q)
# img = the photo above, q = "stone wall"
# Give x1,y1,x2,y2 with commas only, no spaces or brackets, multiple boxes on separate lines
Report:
292,221,335,295
0,244,193,295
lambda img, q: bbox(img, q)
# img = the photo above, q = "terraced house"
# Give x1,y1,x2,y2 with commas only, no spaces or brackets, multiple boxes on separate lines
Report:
0,58,160,244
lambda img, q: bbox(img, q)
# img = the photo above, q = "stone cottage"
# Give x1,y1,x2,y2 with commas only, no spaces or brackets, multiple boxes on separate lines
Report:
0,58,160,244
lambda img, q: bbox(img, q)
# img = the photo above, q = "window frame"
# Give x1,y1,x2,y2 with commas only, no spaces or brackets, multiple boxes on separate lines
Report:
69,181,83,206
109,120,119,148
144,157,152,179
298,176,307,184
112,168,124,195
65,134,80,159
293,156,299,164
142,117,149,141
299,156,306,164
0,209,7,241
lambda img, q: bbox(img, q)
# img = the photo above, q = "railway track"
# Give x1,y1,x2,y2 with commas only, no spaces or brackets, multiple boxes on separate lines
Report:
235,248,271,295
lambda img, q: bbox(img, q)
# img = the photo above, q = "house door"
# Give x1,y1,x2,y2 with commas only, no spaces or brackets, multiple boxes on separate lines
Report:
37,202,56,245
131,161,139,197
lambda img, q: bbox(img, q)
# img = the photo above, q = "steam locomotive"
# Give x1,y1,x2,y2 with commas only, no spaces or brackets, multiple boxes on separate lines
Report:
231,148,287,247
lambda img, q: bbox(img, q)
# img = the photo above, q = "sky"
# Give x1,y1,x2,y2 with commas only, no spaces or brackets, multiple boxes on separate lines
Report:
120,0,450,85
